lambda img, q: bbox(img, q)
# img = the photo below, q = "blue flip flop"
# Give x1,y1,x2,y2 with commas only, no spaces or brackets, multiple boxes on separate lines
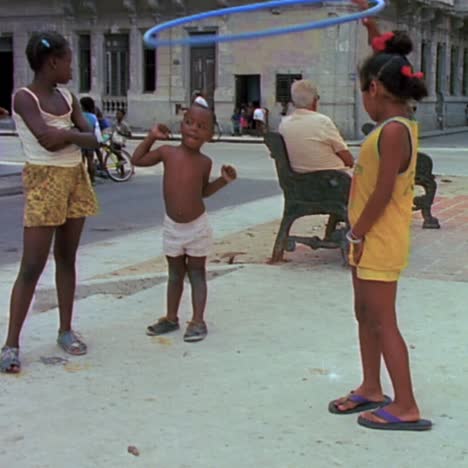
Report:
328,392,392,415
358,407,433,431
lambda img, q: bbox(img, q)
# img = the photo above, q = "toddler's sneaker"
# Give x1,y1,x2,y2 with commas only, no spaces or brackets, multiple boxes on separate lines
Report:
146,317,179,336
183,321,208,342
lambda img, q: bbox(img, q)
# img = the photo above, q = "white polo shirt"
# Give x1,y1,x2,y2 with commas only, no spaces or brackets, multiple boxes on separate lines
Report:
279,109,348,173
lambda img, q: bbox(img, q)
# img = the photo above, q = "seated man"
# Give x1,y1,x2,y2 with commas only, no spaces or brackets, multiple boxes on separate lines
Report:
279,80,354,238
279,79,354,173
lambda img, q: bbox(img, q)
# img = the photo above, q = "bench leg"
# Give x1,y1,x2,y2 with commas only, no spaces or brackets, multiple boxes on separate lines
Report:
325,214,339,240
421,207,440,229
271,214,296,263
420,178,440,229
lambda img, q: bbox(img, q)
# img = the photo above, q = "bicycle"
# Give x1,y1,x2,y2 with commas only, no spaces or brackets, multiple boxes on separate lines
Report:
100,134,134,182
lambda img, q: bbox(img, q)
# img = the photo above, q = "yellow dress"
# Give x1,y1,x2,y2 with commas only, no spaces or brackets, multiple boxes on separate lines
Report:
348,117,418,281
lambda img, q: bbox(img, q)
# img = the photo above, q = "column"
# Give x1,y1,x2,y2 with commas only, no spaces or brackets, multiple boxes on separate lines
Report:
13,31,30,88
91,29,104,96
69,30,79,93
129,21,143,95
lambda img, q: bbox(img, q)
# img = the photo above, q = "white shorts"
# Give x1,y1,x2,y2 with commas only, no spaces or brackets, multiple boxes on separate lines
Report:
162,212,213,258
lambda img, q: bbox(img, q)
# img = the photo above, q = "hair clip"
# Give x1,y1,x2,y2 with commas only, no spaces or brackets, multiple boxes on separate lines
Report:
371,32,395,53
401,65,424,80
41,39,51,48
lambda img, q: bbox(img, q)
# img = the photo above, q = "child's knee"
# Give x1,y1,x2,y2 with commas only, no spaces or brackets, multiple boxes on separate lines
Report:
168,268,185,285
18,261,45,283
187,267,206,285
356,303,383,334
54,251,77,270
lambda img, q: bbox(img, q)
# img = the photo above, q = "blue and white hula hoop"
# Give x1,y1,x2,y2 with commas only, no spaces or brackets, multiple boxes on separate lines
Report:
144,0,385,48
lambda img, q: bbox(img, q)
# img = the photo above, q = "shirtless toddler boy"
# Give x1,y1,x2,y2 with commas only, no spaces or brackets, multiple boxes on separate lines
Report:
131,105,237,342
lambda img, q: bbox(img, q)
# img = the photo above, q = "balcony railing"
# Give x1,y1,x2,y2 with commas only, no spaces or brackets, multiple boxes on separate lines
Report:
102,96,127,114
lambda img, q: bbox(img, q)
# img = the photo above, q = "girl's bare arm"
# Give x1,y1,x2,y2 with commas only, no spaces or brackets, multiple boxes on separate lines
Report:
14,90,70,152
353,0,381,45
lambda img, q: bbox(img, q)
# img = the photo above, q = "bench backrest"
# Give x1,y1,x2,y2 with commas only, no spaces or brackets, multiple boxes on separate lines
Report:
264,132,351,204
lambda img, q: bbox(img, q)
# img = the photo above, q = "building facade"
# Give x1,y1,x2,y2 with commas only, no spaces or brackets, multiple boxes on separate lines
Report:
0,0,468,138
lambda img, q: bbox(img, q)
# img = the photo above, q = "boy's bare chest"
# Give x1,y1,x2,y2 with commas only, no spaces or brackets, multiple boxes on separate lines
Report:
165,157,206,181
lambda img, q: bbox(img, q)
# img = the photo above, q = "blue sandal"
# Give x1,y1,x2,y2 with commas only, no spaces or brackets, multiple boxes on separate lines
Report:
358,408,432,431
329,392,392,415
57,330,87,356
0,346,21,373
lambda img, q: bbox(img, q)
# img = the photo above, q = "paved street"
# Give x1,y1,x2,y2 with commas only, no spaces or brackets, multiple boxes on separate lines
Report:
0,140,283,266
1,132,467,266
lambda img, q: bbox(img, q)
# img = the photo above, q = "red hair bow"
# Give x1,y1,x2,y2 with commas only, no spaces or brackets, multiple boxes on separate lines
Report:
401,65,424,79
371,32,395,52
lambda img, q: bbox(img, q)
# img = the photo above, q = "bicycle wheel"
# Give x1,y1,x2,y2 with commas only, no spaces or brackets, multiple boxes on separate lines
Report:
104,148,134,182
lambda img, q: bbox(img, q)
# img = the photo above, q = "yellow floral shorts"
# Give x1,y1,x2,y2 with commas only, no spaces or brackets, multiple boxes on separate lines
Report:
23,162,98,227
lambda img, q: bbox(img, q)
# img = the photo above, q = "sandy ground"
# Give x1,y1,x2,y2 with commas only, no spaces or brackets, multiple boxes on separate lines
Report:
94,175,468,280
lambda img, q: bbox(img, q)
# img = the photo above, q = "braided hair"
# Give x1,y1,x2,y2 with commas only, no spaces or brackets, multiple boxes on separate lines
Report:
360,31,428,102
26,31,69,72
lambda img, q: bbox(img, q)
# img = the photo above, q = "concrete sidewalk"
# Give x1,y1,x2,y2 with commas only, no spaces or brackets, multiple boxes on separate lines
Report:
0,190,467,468
1,264,467,468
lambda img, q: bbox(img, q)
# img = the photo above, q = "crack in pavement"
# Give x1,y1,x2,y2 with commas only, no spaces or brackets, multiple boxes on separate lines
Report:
32,267,241,313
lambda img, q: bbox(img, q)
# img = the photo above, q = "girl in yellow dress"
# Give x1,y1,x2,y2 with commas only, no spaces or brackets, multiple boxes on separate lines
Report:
329,6,432,431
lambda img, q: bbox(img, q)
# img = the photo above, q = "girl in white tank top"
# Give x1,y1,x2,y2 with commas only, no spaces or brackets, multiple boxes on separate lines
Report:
1,32,99,374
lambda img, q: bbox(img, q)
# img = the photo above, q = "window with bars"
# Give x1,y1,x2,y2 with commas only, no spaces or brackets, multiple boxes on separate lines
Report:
450,45,459,95
463,49,468,96
275,74,302,103
104,34,129,97
143,46,156,92
79,34,91,93
420,41,429,77
436,42,446,94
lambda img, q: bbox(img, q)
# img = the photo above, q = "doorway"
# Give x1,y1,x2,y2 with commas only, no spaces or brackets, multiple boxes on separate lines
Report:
190,32,216,108
235,74,261,108
0,37,14,112
103,34,129,114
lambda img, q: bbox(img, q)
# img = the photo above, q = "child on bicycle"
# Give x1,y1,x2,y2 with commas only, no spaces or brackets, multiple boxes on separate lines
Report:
111,109,132,149
131,104,237,342
80,96,104,183
328,1,432,431
1,31,99,373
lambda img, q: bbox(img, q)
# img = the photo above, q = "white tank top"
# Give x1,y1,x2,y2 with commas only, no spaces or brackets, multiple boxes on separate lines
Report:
13,87,82,167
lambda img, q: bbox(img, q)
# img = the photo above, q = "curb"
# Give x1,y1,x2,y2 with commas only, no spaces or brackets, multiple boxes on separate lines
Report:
0,187,22,197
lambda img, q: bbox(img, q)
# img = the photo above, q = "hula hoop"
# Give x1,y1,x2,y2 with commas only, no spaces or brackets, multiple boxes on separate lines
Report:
143,0,385,48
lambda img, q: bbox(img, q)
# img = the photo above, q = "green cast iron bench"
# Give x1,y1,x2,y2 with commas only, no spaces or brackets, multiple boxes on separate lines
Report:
264,131,440,264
